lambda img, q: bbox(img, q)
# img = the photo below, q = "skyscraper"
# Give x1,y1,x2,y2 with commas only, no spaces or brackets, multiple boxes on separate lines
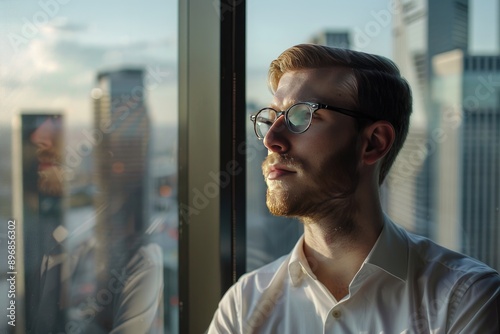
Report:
432,50,500,270
390,0,499,271
386,0,470,236
310,30,351,49
393,0,468,109
92,69,151,278
15,112,66,332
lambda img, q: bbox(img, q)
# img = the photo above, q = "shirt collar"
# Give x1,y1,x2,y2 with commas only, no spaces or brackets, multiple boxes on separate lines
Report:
288,236,317,286
287,214,409,285
364,214,408,281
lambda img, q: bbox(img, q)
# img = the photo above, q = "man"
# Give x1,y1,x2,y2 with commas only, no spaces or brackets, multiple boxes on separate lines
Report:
22,114,67,332
207,44,500,333
30,115,65,197
24,114,164,333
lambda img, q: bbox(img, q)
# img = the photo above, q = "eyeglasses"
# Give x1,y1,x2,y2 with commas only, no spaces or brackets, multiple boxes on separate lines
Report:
250,102,377,140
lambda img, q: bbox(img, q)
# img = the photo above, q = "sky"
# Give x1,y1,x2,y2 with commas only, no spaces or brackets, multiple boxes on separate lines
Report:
0,0,178,128
0,0,498,128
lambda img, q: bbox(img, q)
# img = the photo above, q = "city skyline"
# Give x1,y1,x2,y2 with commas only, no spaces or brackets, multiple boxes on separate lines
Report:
0,0,498,129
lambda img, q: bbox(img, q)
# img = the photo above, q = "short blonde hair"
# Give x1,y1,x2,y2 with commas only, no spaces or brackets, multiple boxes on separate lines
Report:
268,44,412,184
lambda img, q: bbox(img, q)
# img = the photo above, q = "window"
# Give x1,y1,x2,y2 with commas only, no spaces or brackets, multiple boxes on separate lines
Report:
0,1,178,332
245,0,500,287
1,0,498,332
246,0,395,275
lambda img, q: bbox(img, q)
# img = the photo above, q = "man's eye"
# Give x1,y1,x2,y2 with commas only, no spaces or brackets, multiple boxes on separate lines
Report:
310,111,322,120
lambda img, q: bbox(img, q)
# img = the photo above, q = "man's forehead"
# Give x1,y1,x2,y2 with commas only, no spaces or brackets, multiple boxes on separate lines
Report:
272,67,356,108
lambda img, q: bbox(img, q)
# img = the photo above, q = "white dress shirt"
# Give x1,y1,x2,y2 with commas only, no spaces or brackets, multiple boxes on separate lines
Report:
207,216,500,333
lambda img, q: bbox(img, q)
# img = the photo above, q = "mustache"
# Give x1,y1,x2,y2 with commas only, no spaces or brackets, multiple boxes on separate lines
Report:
262,153,303,176
36,148,62,165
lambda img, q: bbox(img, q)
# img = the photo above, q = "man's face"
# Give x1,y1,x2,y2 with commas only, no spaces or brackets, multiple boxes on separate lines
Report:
30,116,64,196
261,67,362,222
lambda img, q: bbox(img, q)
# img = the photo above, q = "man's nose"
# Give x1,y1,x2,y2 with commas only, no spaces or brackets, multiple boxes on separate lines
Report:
263,115,290,154
30,119,54,149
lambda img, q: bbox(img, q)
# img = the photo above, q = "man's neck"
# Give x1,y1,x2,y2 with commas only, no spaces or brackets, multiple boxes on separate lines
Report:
301,207,385,301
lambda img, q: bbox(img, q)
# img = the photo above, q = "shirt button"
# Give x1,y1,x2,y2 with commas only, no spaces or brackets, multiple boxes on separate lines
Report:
332,310,342,319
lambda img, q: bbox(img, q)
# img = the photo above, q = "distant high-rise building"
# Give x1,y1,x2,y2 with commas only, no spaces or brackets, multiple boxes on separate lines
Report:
310,30,351,49
386,0,470,236
393,0,468,111
92,69,151,276
15,112,66,331
432,50,500,271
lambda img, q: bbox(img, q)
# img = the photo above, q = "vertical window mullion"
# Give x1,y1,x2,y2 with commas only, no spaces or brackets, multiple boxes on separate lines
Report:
219,0,247,295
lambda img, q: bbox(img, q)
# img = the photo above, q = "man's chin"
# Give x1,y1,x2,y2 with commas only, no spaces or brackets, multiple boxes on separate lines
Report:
266,192,296,217
38,168,64,196
267,205,291,217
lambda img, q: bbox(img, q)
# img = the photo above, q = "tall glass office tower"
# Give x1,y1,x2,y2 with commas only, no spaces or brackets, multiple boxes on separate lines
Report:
93,69,152,277
433,51,500,270
387,0,469,237
390,0,500,271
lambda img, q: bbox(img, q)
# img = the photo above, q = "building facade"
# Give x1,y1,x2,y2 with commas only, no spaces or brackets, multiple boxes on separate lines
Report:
432,50,500,270
310,30,351,49
93,69,152,275
387,0,470,237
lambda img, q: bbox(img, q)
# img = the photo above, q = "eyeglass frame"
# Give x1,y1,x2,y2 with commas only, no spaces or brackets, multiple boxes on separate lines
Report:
249,101,379,140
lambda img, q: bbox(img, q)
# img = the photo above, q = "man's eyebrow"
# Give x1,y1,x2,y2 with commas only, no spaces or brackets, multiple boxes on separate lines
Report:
269,99,298,110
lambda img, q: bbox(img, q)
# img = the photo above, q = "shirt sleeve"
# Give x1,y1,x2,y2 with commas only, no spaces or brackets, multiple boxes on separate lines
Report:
110,244,164,334
447,272,500,334
206,283,241,334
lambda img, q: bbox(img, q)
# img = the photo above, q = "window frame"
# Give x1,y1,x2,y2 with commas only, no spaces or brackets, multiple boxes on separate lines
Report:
178,0,246,332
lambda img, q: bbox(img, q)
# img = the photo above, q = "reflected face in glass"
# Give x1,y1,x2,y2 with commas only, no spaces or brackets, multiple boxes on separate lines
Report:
30,116,64,196
261,68,361,221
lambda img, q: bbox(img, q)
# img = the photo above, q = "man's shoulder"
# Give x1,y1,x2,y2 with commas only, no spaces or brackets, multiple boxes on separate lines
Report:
401,226,499,284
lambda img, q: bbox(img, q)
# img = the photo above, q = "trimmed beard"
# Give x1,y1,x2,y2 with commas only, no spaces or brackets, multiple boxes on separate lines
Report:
38,166,64,196
36,148,64,197
263,135,359,232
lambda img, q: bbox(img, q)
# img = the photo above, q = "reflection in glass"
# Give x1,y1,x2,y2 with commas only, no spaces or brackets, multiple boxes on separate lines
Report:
21,113,67,332
19,105,164,333
1,1,178,332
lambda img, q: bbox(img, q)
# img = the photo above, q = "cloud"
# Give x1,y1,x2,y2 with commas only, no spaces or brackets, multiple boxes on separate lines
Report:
0,11,176,125
48,17,88,33
1,35,177,117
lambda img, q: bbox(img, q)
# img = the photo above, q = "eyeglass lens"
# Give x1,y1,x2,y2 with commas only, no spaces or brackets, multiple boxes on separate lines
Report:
255,109,275,138
287,104,312,133
255,104,313,138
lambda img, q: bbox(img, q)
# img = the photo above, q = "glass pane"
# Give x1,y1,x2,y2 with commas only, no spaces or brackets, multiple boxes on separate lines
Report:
0,1,178,333
246,0,500,272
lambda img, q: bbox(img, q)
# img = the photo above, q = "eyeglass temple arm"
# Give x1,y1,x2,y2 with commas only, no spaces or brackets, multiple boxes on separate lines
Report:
318,103,378,121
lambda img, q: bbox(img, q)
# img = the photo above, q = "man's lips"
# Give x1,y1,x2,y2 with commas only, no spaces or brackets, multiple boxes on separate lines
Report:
266,165,296,180
38,161,58,171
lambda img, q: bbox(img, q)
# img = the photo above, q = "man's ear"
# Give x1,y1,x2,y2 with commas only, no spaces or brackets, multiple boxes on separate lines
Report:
361,121,395,165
